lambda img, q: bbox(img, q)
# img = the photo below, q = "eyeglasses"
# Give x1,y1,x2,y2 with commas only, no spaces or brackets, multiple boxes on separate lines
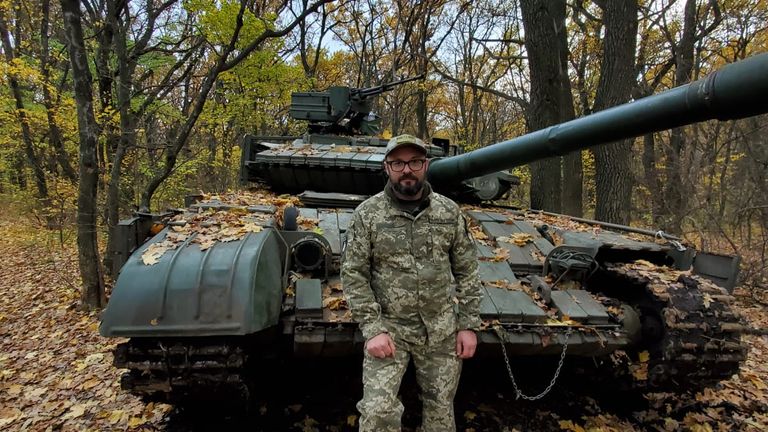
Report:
386,159,426,172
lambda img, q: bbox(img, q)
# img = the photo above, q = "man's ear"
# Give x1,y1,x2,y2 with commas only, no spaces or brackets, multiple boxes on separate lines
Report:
423,158,430,171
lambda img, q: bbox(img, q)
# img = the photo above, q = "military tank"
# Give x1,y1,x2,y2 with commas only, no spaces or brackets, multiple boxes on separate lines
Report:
101,53,768,404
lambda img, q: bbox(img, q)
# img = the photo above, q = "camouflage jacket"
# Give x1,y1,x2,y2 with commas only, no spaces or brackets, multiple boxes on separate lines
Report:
341,183,482,346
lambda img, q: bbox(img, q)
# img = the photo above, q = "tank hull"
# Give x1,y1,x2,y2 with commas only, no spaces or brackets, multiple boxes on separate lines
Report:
103,197,744,403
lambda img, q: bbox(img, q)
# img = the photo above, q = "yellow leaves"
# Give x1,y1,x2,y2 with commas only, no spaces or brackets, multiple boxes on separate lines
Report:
328,281,343,292
297,415,319,432
631,363,649,381
140,199,278,265
489,247,509,262
0,407,22,428
141,239,177,265
322,296,347,311
244,222,264,234
27,386,48,399
84,353,105,365
297,216,319,230
561,414,641,432
346,414,357,427
662,417,680,431
469,224,488,241
683,413,714,432
741,372,768,390
327,310,352,323
81,378,101,390
485,279,523,291
558,420,586,432
128,416,147,428
464,410,478,421
196,236,217,251
497,233,534,246
628,350,652,381
62,403,87,420
107,409,126,425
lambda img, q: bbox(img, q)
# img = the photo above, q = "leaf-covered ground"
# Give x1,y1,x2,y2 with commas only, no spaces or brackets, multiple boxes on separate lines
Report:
1,215,768,431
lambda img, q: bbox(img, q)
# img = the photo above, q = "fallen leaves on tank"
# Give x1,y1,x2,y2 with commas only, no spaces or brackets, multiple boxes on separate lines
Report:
322,296,347,310
488,247,510,262
138,189,294,265
485,279,524,291
497,233,534,247
296,216,319,230
468,224,489,242
141,239,179,265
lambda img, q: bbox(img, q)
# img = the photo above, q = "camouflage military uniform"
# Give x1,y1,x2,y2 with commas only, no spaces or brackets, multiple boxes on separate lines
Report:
342,182,482,432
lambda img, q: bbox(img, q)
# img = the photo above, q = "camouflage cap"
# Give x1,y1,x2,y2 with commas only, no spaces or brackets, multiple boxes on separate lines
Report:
384,134,427,157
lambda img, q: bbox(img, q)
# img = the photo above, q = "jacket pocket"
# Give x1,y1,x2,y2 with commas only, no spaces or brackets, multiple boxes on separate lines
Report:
429,218,455,264
373,224,413,270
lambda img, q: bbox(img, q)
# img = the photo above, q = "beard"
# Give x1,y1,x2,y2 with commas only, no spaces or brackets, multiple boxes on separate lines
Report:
392,174,423,197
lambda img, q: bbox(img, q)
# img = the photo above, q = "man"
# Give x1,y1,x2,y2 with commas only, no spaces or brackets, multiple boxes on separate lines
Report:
341,134,482,432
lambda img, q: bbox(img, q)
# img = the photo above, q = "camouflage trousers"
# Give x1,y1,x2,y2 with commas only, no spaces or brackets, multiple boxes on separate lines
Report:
357,334,461,432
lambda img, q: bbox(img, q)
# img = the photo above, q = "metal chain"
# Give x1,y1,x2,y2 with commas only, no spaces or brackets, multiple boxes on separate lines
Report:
494,325,572,400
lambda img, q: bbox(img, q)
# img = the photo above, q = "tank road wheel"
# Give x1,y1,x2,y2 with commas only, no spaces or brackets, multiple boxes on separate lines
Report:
606,264,746,391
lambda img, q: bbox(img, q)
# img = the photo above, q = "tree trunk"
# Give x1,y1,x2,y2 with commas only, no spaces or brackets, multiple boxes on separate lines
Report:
61,0,105,308
663,0,697,233
0,12,49,200
520,0,574,212
415,16,429,139
40,0,78,182
557,14,581,217
641,132,663,225
104,0,136,274
591,0,638,224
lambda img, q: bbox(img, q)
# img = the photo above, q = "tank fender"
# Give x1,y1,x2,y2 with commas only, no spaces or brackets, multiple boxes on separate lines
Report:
100,228,284,337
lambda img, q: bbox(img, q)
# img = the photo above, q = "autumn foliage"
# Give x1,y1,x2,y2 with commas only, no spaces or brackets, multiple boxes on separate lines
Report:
1,0,767,430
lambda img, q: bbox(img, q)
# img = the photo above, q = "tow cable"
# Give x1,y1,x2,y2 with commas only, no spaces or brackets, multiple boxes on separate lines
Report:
493,325,572,400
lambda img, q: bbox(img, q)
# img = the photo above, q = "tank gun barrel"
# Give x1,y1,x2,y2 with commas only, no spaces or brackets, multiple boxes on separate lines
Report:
428,53,768,184
352,74,425,99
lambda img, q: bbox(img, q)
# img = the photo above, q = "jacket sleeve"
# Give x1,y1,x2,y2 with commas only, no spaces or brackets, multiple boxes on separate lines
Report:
341,210,388,340
451,213,482,331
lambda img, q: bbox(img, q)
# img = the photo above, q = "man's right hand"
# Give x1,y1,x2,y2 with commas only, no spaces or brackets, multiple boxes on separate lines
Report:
365,333,396,358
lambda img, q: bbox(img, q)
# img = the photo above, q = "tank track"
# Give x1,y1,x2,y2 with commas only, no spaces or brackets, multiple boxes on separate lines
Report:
606,263,746,389
114,338,251,404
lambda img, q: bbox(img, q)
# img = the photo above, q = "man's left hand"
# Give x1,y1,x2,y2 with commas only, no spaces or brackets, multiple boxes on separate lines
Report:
456,330,477,359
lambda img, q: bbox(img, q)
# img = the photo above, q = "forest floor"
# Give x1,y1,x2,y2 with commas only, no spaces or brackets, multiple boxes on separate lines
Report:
1,213,768,432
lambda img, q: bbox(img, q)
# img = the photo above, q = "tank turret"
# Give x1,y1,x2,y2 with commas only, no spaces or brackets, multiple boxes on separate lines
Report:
241,75,518,202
